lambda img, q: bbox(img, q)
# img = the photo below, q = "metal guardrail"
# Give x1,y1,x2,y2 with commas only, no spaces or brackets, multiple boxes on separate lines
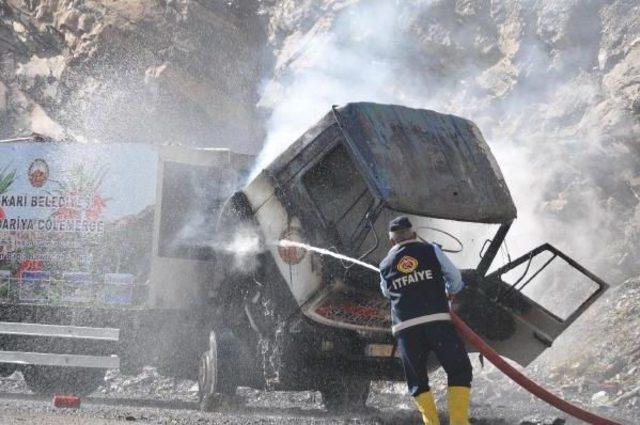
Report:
0,322,121,369
0,274,129,369
0,322,119,341
0,351,120,369
0,321,121,368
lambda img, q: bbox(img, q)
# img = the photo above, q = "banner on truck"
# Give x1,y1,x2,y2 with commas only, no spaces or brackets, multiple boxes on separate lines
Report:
0,141,157,296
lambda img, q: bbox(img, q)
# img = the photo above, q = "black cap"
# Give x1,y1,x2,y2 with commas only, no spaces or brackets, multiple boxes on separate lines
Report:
389,216,412,232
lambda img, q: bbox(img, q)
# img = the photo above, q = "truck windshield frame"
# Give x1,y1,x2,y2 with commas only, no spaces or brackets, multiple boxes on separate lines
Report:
301,144,380,255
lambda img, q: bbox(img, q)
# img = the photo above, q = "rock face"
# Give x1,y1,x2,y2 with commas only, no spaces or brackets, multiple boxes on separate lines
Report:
0,0,267,151
259,0,640,280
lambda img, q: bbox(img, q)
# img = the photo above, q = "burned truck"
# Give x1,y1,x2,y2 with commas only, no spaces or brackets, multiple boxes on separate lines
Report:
193,102,608,409
0,103,607,411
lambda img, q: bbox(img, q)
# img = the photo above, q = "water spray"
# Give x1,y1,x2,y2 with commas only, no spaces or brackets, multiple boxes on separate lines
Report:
275,240,380,272
277,239,622,425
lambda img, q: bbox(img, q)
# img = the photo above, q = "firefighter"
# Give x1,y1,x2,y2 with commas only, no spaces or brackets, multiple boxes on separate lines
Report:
379,216,472,425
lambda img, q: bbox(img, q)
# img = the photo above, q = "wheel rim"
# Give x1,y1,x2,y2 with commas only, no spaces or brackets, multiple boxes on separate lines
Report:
198,353,211,400
198,330,219,400
198,354,206,393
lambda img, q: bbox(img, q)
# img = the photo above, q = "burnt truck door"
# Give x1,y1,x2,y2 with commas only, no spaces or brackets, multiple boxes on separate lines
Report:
458,234,609,366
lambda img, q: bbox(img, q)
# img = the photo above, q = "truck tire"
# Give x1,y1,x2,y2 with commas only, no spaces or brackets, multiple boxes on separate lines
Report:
198,330,239,411
22,366,105,395
0,364,17,377
320,376,370,413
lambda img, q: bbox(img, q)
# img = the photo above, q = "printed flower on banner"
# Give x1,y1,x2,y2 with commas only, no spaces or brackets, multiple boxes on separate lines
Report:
86,194,107,221
0,163,17,219
18,258,42,278
52,164,110,221
18,258,42,272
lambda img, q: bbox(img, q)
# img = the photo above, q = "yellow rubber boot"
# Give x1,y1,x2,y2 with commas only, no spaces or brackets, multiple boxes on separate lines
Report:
414,391,440,425
447,386,470,425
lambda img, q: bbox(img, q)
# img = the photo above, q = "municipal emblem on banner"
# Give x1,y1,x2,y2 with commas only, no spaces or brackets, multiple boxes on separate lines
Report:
397,255,419,273
28,159,49,188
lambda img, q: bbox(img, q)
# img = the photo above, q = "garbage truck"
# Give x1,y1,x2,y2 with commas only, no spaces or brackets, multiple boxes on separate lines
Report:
0,103,608,411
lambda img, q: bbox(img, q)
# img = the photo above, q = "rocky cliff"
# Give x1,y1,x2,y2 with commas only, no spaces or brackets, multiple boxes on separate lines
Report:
1,0,267,151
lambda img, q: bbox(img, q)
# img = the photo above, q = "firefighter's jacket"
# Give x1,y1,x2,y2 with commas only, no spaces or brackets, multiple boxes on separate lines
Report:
379,239,464,335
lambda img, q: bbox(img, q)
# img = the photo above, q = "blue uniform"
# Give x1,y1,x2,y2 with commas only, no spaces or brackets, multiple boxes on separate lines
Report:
379,239,464,334
379,239,472,396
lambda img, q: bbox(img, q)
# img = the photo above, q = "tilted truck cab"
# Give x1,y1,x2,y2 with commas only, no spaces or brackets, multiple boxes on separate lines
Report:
203,102,608,410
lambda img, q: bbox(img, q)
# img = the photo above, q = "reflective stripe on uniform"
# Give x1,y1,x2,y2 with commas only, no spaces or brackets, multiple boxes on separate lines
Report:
392,312,451,335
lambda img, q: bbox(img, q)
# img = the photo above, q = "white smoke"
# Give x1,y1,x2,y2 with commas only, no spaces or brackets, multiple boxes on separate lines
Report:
253,0,427,175
172,210,264,272
254,0,639,281
222,225,264,271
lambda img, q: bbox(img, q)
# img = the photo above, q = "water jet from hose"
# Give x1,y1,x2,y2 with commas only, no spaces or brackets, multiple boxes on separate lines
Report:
275,240,380,272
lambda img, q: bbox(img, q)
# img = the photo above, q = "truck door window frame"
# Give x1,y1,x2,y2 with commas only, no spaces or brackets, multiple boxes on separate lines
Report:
485,243,608,327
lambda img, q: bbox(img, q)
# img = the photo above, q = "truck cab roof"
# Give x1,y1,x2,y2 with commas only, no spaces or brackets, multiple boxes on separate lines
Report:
264,102,517,224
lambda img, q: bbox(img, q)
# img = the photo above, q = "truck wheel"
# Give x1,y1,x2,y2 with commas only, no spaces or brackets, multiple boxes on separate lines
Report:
320,376,370,413
22,366,105,395
0,364,17,377
198,330,238,411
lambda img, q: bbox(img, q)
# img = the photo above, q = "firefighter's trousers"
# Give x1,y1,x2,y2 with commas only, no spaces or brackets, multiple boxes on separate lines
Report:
395,321,472,396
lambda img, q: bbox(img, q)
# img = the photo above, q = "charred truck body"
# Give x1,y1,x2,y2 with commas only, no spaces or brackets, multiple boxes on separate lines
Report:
0,103,607,411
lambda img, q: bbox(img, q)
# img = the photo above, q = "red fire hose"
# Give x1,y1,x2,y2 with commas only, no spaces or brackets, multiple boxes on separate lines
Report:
450,311,622,425
299,246,622,423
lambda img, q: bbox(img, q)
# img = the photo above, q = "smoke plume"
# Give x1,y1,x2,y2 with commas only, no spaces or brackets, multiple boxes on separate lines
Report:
256,0,640,282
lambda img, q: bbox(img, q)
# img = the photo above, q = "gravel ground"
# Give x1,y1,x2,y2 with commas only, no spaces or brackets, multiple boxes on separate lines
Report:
0,394,567,425
0,366,633,425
